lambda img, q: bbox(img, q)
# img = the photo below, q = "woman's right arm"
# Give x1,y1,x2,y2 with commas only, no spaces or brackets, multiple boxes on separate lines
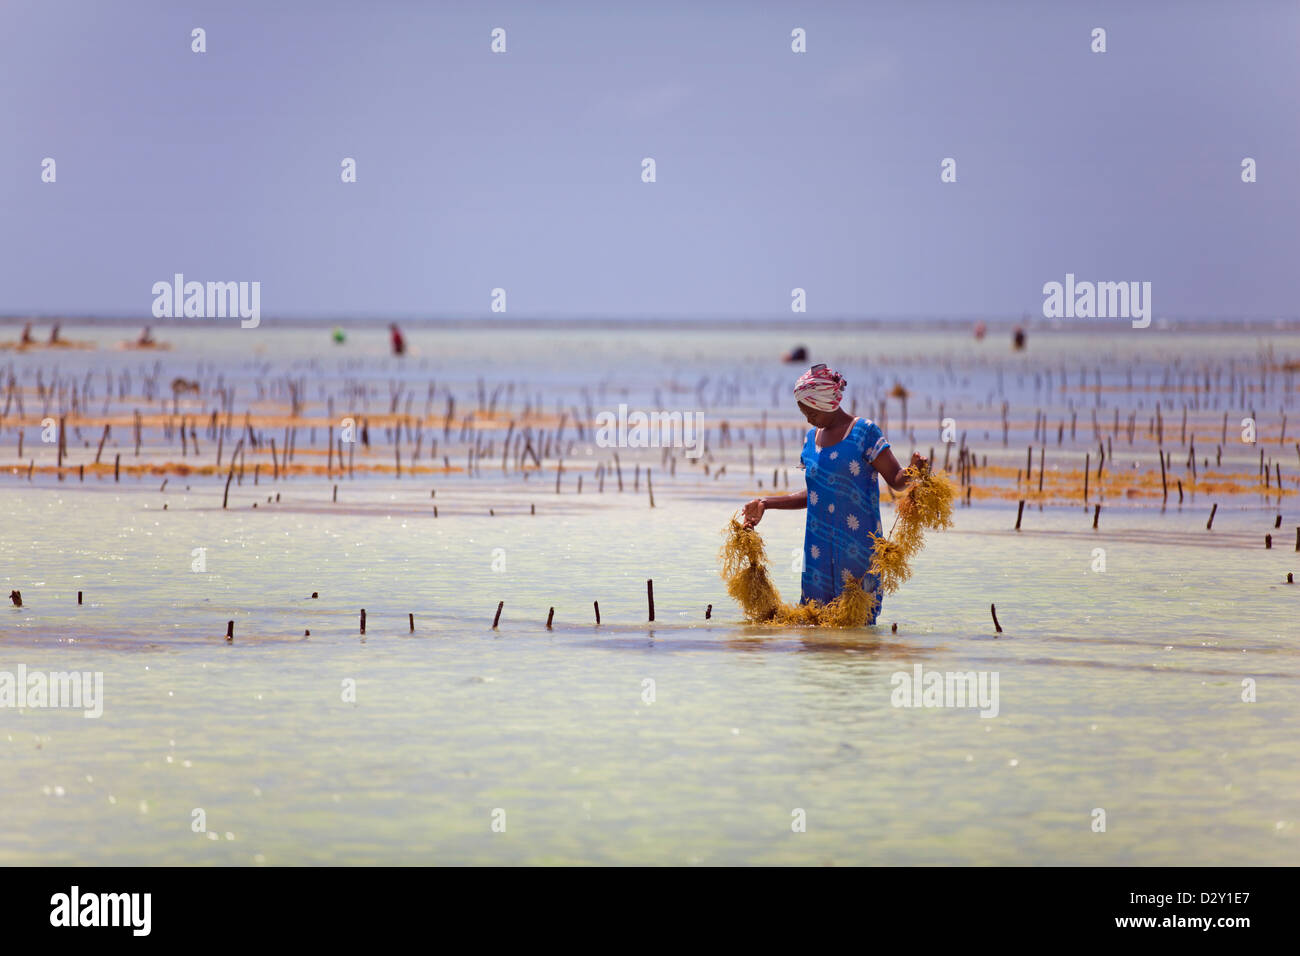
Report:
742,490,808,527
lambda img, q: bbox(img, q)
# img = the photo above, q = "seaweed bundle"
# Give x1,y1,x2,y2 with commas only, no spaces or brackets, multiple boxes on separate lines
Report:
719,518,877,626
892,460,955,551
872,460,956,591
719,460,956,626
718,519,784,623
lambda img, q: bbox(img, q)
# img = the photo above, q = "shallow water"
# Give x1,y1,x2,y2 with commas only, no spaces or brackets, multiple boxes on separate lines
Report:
1,322,1297,864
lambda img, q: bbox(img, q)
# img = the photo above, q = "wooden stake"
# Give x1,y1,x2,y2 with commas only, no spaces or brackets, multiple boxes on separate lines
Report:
990,603,1003,634
409,612,414,633
360,609,366,634
1015,500,1025,530
225,620,233,643
705,604,712,620
1207,503,1218,530
546,607,554,629
492,601,504,629
593,600,601,625
1093,504,1100,529
647,579,655,622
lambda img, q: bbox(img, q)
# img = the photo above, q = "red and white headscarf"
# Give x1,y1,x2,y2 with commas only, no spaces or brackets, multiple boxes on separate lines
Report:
793,364,846,411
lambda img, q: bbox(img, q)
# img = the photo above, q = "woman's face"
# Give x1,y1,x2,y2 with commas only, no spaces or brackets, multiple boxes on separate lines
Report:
797,401,837,428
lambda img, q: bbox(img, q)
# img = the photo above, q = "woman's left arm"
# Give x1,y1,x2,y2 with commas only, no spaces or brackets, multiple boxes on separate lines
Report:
874,448,927,492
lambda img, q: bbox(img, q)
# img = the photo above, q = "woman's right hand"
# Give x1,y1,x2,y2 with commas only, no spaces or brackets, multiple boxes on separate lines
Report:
742,498,765,528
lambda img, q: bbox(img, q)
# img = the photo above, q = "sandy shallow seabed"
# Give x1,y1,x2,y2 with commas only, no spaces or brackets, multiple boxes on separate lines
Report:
0,322,1297,864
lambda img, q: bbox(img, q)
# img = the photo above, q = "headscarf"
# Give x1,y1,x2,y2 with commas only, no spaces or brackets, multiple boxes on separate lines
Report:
793,364,846,411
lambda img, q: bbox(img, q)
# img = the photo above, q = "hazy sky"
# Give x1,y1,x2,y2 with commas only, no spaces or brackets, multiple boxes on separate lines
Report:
2,0,1297,320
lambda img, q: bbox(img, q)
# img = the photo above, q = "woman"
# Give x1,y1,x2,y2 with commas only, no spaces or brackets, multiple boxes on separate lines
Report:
742,364,924,624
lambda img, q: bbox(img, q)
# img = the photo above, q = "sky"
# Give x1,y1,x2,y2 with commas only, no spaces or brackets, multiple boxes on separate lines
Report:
2,0,1297,321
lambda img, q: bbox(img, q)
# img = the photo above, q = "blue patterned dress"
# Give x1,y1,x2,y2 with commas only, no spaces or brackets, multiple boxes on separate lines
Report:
799,418,890,622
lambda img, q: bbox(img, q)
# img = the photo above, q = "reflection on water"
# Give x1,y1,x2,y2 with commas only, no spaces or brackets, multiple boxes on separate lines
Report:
2,484,1296,865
